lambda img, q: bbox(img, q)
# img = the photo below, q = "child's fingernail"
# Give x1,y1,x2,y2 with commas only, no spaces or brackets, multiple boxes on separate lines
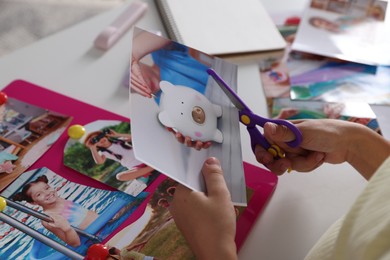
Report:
268,122,277,135
206,157,220,166
316,153,325,163
262,156,272,164
280,163,288,172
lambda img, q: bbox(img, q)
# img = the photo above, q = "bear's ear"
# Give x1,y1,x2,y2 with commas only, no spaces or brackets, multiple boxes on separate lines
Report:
213,129,224,143
158,111,174,128
159,81,174,93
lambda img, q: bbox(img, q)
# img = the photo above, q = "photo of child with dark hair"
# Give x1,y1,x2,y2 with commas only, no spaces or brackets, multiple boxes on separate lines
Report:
0,167,146,259
11,174,98,247
64,120,159,197
308,15,371,33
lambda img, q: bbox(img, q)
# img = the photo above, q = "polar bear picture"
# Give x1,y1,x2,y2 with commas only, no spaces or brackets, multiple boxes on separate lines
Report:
158,81,223,143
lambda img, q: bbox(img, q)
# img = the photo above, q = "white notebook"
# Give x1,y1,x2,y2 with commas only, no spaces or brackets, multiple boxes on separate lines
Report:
155,0,286,56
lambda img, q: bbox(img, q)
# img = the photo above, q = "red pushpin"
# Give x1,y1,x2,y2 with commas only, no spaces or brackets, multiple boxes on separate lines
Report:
0,92,8,105
86,244,109,260
284,16,301,26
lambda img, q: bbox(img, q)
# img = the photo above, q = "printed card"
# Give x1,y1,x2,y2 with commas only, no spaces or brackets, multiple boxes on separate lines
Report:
63,120,160,197
129,28,247,205
0,167,145,259
0,97,71,191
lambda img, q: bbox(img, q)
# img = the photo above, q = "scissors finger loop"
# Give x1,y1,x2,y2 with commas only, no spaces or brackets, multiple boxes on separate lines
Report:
268,144,285,158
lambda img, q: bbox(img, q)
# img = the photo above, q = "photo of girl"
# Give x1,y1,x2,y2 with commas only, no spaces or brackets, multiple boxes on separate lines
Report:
64,120,159,197
0,167,145,259
307,15,369,33
84,128,154,182
12,174,98,247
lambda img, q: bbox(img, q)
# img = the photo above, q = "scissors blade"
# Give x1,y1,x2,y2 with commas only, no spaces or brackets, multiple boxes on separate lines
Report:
207,68,250,112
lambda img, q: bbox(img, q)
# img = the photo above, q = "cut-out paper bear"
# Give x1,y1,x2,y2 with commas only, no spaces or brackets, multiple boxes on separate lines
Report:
158,81,223,143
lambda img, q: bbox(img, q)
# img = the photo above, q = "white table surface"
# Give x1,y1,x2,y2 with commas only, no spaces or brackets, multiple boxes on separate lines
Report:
0,1,387,259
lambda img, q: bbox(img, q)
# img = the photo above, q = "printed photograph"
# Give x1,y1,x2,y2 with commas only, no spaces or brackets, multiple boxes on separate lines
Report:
271,98,382,134
105,177,194,260
258,17,390,106
310,0,387,20
129,28,247,205
259,51,292,100
0,96,72,191
104,166,275,260
288,57,390,105
63,120,160,197
0,167,146,259
292,0,390,65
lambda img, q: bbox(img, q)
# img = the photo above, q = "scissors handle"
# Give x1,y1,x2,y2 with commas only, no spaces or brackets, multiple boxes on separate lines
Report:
265,118,303,148
240,110,302,155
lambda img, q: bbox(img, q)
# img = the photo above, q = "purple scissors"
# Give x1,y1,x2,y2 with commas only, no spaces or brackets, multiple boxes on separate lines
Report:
207,68,302,158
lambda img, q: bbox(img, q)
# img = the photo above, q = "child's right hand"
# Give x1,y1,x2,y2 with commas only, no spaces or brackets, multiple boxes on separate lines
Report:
46,214,73,232
255,119,390,180
43,213,81,247
85,141,97,149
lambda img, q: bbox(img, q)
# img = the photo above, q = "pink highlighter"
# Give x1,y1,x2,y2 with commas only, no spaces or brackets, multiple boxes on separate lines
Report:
94,1,148,50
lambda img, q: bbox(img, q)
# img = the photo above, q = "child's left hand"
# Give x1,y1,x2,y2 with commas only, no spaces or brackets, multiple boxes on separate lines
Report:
170,157,237,259
166,127,212,150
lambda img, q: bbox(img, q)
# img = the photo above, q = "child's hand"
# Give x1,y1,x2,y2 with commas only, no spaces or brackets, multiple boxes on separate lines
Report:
0,161,16,174
255,119,390,179
85,141,97,149
274,108,299,119
105,129,117,137
46,214,73,232
42,213,81,247
166,127,212,150
170,157,237,260
130,58,161,98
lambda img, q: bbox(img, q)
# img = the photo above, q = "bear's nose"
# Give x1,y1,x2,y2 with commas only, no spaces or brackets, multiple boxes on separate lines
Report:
192,106,205,124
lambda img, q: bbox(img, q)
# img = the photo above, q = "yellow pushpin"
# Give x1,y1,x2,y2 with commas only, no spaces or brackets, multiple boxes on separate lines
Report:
68,124,86,139
0,197,6,212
